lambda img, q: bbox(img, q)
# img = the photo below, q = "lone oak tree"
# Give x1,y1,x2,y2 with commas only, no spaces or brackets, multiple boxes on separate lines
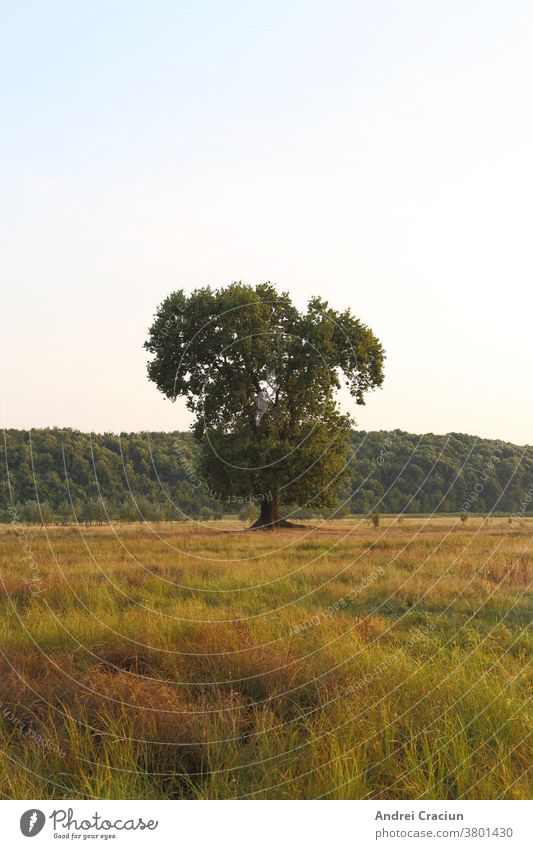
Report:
145,282,384,528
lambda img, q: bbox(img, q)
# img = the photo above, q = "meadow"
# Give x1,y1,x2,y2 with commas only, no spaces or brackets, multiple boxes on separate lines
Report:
0,516,531,799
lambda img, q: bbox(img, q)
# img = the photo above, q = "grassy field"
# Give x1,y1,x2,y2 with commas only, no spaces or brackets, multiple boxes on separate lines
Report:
0,516,531,799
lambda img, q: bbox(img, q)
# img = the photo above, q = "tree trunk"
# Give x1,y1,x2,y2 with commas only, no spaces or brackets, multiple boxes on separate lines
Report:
249,498,306,530
250,499,280,528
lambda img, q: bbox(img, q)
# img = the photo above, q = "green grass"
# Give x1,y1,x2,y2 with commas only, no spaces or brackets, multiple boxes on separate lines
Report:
0,516,531,799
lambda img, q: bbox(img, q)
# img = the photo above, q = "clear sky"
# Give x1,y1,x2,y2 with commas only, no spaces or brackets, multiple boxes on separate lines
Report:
1,0,532,444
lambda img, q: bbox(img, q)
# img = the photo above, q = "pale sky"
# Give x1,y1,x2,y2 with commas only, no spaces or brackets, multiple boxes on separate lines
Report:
1,0,532,444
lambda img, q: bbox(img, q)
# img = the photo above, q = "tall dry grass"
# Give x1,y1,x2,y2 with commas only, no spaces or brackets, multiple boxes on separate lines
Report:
0,517,531,798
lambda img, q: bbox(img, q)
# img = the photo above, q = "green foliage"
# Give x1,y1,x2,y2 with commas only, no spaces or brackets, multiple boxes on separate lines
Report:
238,504,256,523
198,506,214,521
0,428,531,523
144,282,385,510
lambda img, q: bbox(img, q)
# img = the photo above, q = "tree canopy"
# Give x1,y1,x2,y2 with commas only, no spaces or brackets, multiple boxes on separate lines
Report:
1,428,531,524
144,282,385,526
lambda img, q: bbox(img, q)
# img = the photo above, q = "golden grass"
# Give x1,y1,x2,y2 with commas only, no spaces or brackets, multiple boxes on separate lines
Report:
0,516,531,799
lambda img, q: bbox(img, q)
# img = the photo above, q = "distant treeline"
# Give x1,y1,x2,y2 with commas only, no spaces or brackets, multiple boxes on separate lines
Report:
1,428,531,523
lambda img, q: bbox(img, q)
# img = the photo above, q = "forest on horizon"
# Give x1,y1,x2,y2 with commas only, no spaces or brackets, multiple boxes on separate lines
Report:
1,428,531,524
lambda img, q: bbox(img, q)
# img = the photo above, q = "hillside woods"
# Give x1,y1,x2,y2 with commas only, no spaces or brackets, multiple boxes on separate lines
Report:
1,429,531,523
